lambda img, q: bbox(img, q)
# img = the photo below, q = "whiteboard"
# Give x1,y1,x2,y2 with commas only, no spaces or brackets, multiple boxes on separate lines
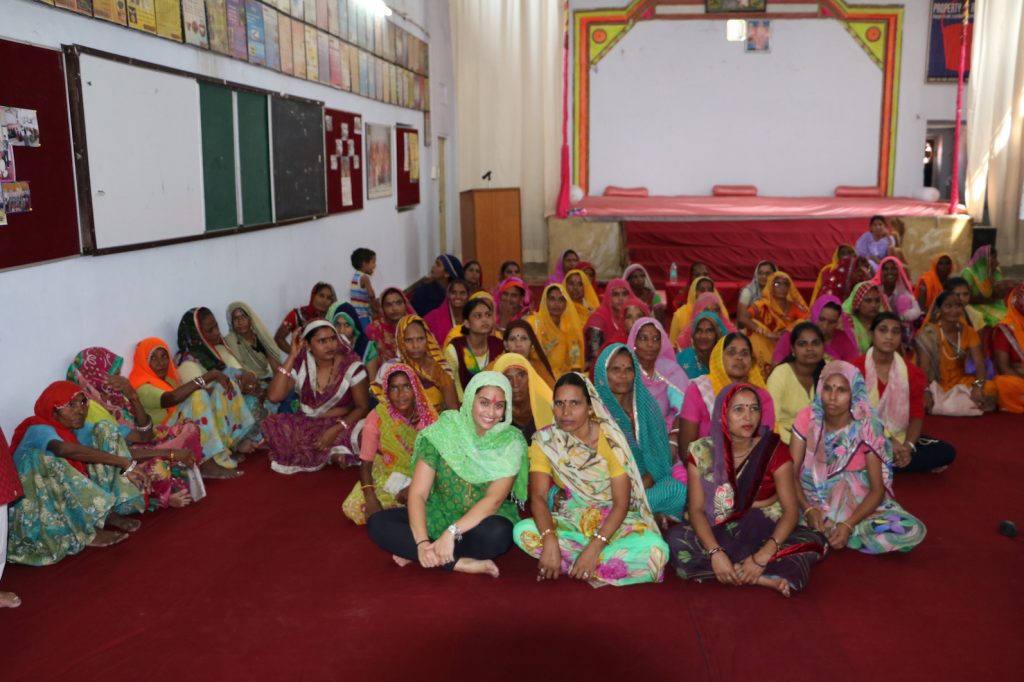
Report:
80,54,205,249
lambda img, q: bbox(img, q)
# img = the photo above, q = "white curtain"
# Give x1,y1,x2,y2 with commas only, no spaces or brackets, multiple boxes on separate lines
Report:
965,0,1024,265
450,0,562,263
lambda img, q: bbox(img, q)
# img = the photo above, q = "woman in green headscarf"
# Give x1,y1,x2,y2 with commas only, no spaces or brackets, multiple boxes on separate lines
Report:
326,300,379,367
367,371,528,577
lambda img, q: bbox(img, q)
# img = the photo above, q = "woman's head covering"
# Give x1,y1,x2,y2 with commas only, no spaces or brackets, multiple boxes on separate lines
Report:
626,316,690,394
493,277,532,318
396,314,451,388
749,272,810,333
326,300,370,358
585,277,635,344
871,256,915,294
740,260,777,305
997,283,1024,357
593,343,672,482
546,248,579,285
916,253,955,313
842,281,892,316
534,283,584,373
491,353,554,429
708,335,766,396
291,282,337,329
67,347,133,425
128,337,181,421
414,371,528,502
378,362,438,429
10,381,86,472
176,307,225,371
224,301,282,377
564,268,601,311
961,245,1002,298
437,254,465,280
502,319,557,384
622,263,656,300
677,310,730,350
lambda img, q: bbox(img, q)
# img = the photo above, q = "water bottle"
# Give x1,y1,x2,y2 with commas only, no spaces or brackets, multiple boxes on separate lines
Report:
669,262,678,283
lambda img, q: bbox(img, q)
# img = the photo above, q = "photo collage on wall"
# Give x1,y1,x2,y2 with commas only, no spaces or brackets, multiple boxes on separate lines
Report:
0,105,39,225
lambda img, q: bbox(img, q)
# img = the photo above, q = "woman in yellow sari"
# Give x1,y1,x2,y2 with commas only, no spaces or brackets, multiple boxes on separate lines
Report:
492,353,554,443
527,283,585,377
395,315,459,413
669,276,732,350
564,268,600,322
747,272,810,379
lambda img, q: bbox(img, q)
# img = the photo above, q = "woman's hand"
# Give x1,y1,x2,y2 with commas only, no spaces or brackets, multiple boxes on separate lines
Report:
568,542,601,581
417,542,440,569
641,473,655,489
289,329,304,358
363,490,382,518
432,530,456,565
125,467,151,493
314,424,342,451
395,486,410,505
538,534,561,581
106,374,136,398
892,441,912,468
804,507,827,533
736,555,767,585
827,522,851,550
710,550,741,585
970,384,985,408
239,371,260,395
171,449,196,467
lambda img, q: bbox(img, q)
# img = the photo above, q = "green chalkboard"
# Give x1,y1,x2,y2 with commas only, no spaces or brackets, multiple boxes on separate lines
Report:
236,91,272,226
199,82,237,231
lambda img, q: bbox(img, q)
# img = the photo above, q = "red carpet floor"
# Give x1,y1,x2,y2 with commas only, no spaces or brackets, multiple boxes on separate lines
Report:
3,414,1023,681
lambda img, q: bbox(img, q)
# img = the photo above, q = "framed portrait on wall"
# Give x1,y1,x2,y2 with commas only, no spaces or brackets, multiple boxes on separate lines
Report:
745,20,770,53
365,122,392,199
706,0,766,13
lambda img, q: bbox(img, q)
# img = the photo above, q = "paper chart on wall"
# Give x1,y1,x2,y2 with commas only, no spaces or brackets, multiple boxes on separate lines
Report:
93,0,128,24
126,0,158,35
182,0,210,48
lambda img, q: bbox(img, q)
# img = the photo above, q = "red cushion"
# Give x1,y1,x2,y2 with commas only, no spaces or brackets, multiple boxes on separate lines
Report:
712,185,758,197
834,185,883,197
603,186,649,197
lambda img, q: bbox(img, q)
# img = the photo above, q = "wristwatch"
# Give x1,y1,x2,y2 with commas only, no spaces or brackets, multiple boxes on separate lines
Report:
446,524,463,542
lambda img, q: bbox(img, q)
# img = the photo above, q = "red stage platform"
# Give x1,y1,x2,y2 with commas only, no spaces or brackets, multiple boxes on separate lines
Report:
574,194,950,219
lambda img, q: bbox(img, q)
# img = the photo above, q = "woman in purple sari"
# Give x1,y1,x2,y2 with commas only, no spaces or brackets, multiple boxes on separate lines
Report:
263,320,371,473
666,383,827,597
772,295,859,365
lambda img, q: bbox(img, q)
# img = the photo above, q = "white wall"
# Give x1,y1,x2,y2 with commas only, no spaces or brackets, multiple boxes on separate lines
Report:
574,0,959,198
0,0,455,433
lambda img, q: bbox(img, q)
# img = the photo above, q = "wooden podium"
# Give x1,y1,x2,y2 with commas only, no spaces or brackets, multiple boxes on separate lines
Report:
459,187,521,289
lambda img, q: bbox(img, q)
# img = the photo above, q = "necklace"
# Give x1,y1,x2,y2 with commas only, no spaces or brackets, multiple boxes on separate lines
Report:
939,323,964,361
315,357,338,394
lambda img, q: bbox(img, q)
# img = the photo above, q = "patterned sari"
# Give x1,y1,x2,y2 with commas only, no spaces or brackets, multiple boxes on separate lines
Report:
365,287,415,366
527,283,585,377
961,245,1007,325
395,314,454,414
669,277,733,351
224,301,282,380
627,317,689,435
342,363,438,524
842,282,892,353
676,311,729,379
667,383,827,592
747,272,810,379
513,375,669,587
564,268,600,322
793,362,926,554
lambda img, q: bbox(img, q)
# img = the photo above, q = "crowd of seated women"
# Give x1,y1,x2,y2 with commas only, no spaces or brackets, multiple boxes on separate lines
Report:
2,226,1021,608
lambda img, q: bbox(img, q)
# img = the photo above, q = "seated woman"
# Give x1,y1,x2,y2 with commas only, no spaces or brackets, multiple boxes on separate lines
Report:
767,322,825,445
852,313,956,472
747,272,810,379
527,283,585,377
342,363,438,524
915,292,997,415
679,333,775,460
224,302,283,382
993,284,1024,413
444,297,505,400
624,263,666,325
623,300,651,336
410,254,464,316
736,261,777,333
492,353,554,443
397,315,460,412
177,307,268,434
667,384,827,597
595,345,687,520
6,382,147,565
843,281,890,353
576,261,600,292
69,347,204,509
855,215,902,271
916,253,955,314
367,372,527,577
130,337,253,479
945,276,986,330
327,300,377,368
584,278,632,367
1,428,22,607
274,282,337,353
546,248,580,285
500,319,557,387
791,361,926,554
424,278,470,347
463,260,483,294
628,317,689,443
676,311,729,379
514,372,669,587
493,276,532,333
263,321,371,472
365,287,415,379
673,289,733,351
812,244,871,302
774,296,859,365
872,257,922,351
961,245,1015,326
671,276,720,348
564,268,600,322
499,260,522,281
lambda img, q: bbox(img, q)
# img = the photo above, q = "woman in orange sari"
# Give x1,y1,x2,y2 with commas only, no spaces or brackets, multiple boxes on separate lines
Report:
993,284,1024,413
747,272,810,379
916,253,955,314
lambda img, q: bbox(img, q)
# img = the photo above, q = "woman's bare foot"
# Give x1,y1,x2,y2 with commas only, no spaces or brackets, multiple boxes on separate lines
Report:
168,490,193,508
930,465,949,474
105,512,141,532
453,558,500,578
392,555,412,567
235,439,257,455
88,528,128,548
0,591,22,608
200,460,243,479
757,575,792,598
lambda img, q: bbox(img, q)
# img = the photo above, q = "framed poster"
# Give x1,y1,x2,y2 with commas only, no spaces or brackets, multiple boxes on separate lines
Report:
365,122,391,199
927,0,973,82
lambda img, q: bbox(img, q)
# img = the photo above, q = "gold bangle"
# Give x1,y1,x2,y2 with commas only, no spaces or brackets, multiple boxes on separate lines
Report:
361,484,375,490
838,521,855,534
540,527,557,539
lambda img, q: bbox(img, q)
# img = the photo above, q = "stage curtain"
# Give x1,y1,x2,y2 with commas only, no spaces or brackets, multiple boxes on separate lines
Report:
966,0,1024,264
450,0,562,262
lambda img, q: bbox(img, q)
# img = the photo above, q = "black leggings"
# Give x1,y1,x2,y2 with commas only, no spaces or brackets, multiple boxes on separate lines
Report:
895,434,957,473
366,508,514,571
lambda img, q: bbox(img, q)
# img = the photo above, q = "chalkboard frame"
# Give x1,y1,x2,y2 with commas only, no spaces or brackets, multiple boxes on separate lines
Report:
65,44,328,256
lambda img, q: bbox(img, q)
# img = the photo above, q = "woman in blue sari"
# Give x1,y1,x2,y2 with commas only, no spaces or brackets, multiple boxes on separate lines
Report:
676,311,730,380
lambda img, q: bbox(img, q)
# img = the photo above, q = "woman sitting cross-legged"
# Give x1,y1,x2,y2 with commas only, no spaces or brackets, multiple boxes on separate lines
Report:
342,363,438,525
224,301,284,384
130,337,254,479
491,352,554,443
666,384,827,598
628,317,689,444
766,322,825,445
367,372,527,577
852,313,956,473
443,297,505,400
264,320,371,473
790,361,926,554
594,344,686,522
6,382,148,565
396,314,460,413
513,372,669,587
